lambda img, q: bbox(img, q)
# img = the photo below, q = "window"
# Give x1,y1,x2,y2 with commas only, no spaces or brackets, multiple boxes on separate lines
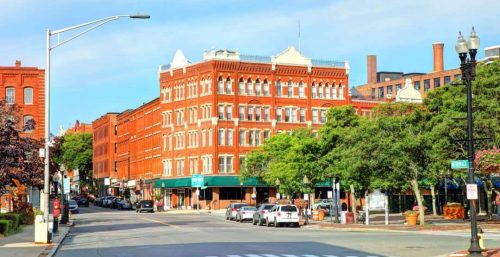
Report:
318,84,323,98
255,130,261,145
24,87,33,104
218,105,224,119
285,107,291,122
227,129,233,146
454,74,461,80
332,84,337,99
202,156,212,174
387,85,393,96
218,129,225,145
247,79,253,95
339,85,344,99
413,81,420,90
219,187,243,200
209,129,213,146
276,80,282,96
320,110,326,123
300,108,306,123
255,106,261,121
263,80,269,96
434,78,441,88
218,77,224,94
249,130,254,146
176,159,185,176
239,78,245,94
239,156,246,170
371,88,376,99
226,105,232,120
239,106,245,120
5,87,14,104
218,156,233,173
287,81,293,97
424,79,431,92
163,160,172,176
378,87,384,98
291,107,297,122
264,107,270,121
444,76,451,85
23,115,34,132
312,109,318,123
247,106,253,121
189,158,198,174
226,78,232,94
299,82,305,98
202,129,206,147
276,107,282,122
239,130,245,146
325,84,330,99
255,79,261,96
311,84,317,98
264,130,270,140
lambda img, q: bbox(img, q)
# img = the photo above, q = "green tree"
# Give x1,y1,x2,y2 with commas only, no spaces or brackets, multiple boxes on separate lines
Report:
57,133,93,193
475,148,500,220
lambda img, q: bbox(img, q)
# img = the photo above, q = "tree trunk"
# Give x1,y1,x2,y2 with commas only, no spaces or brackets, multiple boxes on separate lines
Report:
350,184,357,223
430,185,437,217
410,179,425,226
484,178,493,220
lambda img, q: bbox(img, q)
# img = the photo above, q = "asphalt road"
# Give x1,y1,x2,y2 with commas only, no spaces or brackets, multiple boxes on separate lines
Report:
54,205,500,257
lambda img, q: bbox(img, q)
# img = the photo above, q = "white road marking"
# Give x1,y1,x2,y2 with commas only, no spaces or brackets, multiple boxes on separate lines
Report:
303,255,320,257
283,255,299,257
262,255,281,257
245,255,262,257
228,255,242,257
323,255,339,257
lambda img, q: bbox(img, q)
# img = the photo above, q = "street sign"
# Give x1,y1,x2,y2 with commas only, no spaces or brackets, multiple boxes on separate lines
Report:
327,191,333,199
466,184,478,200
451,160,469,169
191,174,204,188
63,178,70,194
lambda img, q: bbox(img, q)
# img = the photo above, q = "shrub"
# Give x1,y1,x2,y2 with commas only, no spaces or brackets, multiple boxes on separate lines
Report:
14,202,34,225
0,219,13,236
0,213,22,231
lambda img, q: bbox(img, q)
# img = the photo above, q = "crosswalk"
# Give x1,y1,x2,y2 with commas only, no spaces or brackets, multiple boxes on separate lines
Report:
203,254,398,257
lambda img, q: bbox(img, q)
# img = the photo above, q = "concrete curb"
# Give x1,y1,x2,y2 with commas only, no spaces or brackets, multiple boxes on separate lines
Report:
39,221,74,257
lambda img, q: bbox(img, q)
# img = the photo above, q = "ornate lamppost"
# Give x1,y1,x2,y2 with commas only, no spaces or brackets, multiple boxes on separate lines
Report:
455,27,482,257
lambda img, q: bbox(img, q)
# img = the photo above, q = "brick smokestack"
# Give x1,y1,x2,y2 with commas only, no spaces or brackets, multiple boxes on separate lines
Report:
367,55,377,84
15,60,21,68
433,42,444,72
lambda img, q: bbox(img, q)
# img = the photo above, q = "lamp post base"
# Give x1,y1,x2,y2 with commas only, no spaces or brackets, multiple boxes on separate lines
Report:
468,238,483,257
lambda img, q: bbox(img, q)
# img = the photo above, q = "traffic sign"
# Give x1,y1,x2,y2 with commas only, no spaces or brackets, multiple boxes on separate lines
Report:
466,184,478,200
451,160,469,169
191,174,204,188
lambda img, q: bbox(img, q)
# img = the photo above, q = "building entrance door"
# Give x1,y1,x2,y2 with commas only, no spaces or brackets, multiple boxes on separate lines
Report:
178,189,185,209
256,187,269,205
164,189,172,210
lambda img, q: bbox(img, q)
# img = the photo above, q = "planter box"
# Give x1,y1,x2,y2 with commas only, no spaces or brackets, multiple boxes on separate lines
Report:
443,206,465,219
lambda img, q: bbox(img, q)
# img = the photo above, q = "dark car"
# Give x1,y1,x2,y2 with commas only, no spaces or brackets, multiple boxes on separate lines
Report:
136,200,154,213
118,200,133,210
111,198,122,209
77,197,89,207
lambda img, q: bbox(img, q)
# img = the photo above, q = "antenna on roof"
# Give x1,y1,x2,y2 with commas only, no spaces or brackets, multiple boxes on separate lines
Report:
298,19,301,52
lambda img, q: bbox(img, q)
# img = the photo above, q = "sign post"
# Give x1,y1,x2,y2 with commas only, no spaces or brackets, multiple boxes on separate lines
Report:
366,190,388,225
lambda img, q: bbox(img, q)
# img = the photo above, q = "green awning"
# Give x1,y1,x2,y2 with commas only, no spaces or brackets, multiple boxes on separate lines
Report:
145,179,152,184
154,176,268,188
154,177,191,188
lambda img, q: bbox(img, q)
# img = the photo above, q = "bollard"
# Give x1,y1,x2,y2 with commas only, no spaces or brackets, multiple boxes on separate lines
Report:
478,226,485,250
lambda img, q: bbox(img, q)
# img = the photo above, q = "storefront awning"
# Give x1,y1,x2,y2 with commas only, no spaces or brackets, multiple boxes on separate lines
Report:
154,176,268,188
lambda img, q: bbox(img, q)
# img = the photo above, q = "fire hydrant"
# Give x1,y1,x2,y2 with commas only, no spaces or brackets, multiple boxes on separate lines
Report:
478,226,485,250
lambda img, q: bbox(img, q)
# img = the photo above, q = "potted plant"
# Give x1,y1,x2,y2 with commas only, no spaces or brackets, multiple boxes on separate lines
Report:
154,192,163,212
405,210,418,226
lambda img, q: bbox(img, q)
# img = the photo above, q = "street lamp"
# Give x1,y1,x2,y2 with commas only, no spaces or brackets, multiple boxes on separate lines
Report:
455,27,482,257
303,175,309,225
42,13,150,243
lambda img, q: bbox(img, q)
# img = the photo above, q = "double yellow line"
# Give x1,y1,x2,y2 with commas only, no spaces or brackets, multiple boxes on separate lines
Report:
141,217,181,230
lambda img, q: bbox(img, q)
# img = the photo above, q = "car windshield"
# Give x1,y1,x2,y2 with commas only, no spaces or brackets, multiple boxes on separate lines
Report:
281,205,298,212
263,205,274,210
233,204,247,209
142,200,153,205
69,200,77,205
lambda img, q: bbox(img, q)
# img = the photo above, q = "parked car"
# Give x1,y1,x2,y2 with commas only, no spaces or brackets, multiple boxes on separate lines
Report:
77,197,89,207
118,200,133,210
102,196,116,208
236,206,257,222
313,199,334,209
94,197,103,206
225,203,248,221
111,198,122,209
68,200,79,214
266,204,300,227
252,203,275,226
136,200,154,213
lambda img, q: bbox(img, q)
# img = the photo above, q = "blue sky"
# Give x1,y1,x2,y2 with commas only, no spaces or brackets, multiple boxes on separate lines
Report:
1,0,499,134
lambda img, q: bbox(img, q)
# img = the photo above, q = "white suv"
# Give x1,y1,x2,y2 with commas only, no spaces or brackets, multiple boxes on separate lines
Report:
266,204,300,227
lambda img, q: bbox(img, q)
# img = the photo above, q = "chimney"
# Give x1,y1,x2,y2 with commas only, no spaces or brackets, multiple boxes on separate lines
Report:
367,55,377,84
432,42,444,72
15,60,21,68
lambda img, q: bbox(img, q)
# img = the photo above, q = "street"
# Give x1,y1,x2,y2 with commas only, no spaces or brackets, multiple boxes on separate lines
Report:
54,206,500,257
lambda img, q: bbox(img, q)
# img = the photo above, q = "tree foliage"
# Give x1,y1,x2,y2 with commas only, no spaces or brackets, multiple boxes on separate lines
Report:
56,133,93,190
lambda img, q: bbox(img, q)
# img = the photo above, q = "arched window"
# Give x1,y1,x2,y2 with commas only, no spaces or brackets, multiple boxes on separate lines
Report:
239,78,245,94
298,81,305,98
332,83,337,99
255,79,261,96
263,79,269,96
318,83,323,98
287,81,293,97
311,83,317,98
226,77,232,94
218,77,224,94
24,87,33,104
339,84,344,99
276,80,282,96
247,78,253,95
325,83,330,99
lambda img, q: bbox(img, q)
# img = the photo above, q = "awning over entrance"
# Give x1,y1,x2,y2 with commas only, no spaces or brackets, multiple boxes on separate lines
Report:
154,176,268,188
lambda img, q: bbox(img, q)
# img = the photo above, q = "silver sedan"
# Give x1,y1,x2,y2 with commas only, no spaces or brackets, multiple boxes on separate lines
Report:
236,206,257,222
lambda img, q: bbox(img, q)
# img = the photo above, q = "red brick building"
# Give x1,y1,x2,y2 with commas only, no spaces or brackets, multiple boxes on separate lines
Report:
355,43,461,101
92,47,381,209
67,120,92,134
0,60,45,139
92,113,118,196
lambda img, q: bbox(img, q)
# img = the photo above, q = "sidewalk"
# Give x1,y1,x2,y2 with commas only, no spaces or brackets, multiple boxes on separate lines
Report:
0,221,72,257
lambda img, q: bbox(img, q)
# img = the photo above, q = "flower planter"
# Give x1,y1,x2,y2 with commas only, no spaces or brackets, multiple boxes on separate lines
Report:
405,213,418,226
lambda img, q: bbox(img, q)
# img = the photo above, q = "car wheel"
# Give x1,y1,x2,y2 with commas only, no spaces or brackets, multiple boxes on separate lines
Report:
259,217,264,226
239,217,243,223
252,218,257,225
274,219,278,227
266,218,271,227
295,222,300,227
226,215,229,220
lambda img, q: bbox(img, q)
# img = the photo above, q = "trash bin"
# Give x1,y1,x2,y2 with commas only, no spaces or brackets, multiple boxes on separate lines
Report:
340,211,347,224
34,215,50,243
